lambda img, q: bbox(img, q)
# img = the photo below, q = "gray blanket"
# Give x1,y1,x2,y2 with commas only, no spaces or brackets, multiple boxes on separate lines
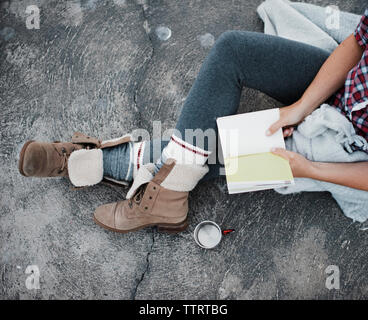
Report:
257,0,361,50
278,105,368,223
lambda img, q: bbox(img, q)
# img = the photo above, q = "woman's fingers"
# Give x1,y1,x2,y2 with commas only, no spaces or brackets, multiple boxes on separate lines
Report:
283,127,294,137
271,147,292,160
266,118,285,136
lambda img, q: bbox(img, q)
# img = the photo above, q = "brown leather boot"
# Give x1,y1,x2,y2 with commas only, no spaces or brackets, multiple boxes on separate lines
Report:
93,159,209,233
19,132,133,187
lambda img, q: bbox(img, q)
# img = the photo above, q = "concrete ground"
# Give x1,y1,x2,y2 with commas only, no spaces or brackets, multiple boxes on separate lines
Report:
1,0,367,300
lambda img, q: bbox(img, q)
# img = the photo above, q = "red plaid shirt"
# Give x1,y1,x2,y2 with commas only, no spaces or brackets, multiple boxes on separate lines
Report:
328,8,368,146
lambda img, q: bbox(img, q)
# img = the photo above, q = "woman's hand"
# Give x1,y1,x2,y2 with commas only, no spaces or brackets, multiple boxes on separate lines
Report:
266,34,364,138
271,148,313,178
272,148,368,191
266,101,310,138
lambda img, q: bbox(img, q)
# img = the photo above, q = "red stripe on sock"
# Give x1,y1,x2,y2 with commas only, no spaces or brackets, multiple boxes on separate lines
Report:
170,136,209,157
137,142,143,170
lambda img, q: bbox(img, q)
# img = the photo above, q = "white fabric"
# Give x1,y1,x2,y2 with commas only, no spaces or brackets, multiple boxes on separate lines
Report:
68,149,103,187
162,135,211,166
133,141,146,179
126,163,156,199
125,141,133,181
160,163,209,192
276,105,368,222
103,176,130,187
101,134,134,145
126,162,209,199
350,100,368,120
257,0,361,52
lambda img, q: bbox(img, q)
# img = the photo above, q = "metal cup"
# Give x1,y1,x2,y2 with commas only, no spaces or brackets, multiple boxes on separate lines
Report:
193,220,222,249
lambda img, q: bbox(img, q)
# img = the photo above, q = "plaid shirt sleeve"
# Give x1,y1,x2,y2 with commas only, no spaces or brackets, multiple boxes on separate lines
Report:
354,8,368,48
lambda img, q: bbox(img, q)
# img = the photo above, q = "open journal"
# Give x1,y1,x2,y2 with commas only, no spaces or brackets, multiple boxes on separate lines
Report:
217,108,294,194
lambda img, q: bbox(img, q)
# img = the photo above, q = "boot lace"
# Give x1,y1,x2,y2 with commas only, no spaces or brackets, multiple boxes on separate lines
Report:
128,185,147,208
54,145,75,174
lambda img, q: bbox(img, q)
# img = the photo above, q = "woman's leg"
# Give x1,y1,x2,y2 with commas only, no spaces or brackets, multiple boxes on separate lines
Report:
175,30,330,134
104,31,331,181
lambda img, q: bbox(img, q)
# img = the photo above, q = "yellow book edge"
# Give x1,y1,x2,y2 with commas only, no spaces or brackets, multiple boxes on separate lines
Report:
224,152,294,186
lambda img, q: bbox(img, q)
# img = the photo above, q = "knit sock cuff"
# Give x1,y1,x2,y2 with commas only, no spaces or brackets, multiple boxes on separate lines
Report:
133,141,146,178
162,134,211,166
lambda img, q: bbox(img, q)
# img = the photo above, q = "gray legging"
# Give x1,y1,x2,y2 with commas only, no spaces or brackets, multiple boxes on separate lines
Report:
103,30,332,181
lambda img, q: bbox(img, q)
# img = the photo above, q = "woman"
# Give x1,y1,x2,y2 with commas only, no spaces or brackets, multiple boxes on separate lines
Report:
19,9,368,233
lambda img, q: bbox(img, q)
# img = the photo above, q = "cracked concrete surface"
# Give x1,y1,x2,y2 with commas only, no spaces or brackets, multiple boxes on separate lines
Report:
131,229,155,300
1,0,368,299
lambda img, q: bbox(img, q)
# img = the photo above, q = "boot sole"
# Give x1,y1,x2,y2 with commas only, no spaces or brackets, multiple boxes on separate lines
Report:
18,140,35,176
93,216,188,234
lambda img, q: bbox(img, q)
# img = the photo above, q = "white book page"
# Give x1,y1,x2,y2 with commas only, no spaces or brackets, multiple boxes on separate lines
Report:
217,108,286,158
228,184,285,194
